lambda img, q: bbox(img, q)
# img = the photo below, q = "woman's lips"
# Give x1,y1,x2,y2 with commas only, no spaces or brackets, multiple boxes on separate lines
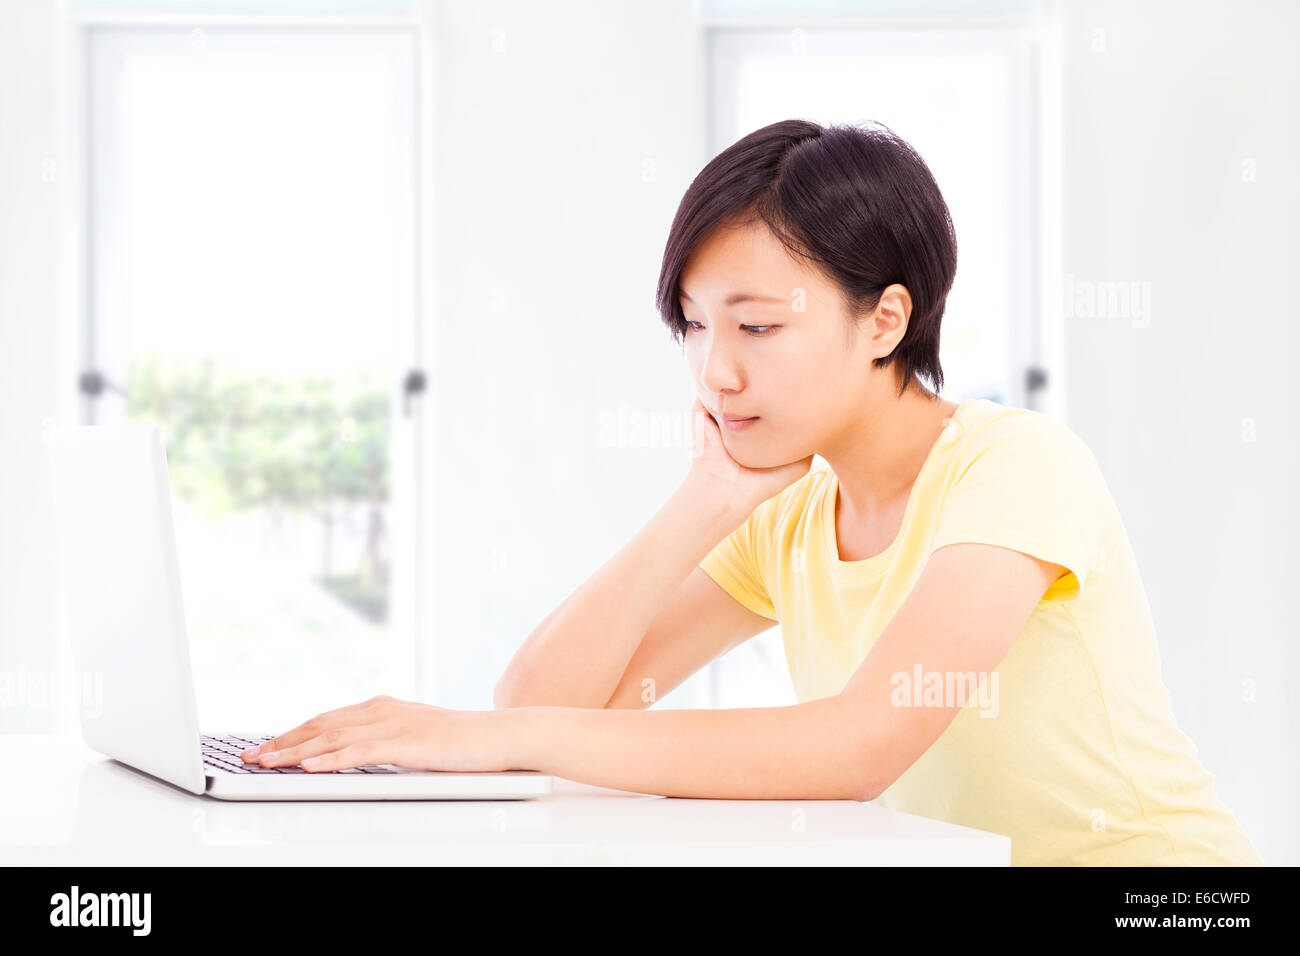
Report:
722,416,760,432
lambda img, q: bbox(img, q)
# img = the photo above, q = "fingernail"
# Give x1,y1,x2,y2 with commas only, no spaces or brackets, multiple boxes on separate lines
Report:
260,750,280,762
241,747,258,758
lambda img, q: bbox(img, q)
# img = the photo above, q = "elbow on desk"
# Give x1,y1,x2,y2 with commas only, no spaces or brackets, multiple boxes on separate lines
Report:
842,709,891,803
854,780,883,804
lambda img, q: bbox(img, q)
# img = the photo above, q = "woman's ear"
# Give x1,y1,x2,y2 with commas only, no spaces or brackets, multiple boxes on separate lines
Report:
869,284,914,359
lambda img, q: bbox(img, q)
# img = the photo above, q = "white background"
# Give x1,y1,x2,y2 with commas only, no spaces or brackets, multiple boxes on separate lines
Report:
1,0,1295,863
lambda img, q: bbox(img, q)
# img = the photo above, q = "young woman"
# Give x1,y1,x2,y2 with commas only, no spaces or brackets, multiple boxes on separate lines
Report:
242,119,1262,867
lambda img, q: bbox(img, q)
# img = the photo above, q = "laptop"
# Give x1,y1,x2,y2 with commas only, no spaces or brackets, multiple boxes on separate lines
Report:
46,424,552,801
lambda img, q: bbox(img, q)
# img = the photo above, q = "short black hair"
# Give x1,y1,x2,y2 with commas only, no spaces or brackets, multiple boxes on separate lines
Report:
656,119,957,397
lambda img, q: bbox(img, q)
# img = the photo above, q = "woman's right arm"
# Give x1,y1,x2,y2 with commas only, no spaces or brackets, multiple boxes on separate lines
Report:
493,399,811,711
492,475,749,710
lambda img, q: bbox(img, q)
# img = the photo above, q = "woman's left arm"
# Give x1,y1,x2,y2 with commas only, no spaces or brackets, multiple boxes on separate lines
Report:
244,541,1063,801
241,694,875,800
504,695,876,800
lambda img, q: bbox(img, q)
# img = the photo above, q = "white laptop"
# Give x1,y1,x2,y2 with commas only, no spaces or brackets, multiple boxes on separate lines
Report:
47,424,552,802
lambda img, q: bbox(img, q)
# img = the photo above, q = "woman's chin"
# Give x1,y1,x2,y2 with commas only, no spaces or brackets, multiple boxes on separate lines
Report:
723,443,779,471
725,441,812,472
731,456,764,469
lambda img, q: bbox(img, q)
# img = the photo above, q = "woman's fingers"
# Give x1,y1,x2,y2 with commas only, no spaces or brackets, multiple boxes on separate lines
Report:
255,721,389,769
297,741,386,773
240,696,388,760
689,397,719,460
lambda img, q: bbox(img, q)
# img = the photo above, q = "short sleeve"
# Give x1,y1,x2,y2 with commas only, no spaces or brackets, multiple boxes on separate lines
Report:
699,505,779,621
930,415,1108,604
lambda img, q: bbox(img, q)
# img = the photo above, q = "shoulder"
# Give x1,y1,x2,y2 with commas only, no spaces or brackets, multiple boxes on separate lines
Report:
952,400,1101,474
942,401,1117,534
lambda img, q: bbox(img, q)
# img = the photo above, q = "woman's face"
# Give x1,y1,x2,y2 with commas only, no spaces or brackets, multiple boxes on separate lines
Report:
679,218,901,469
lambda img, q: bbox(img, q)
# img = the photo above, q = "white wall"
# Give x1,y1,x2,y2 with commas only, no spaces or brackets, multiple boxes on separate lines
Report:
422,0,711,710
1059,0,1298,863
0,0,61,733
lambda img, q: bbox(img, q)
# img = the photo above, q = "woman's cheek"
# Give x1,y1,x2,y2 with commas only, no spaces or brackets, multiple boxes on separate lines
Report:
682,342,703,379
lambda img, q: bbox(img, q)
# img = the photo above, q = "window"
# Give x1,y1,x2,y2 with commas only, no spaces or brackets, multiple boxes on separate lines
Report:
81,24,422,731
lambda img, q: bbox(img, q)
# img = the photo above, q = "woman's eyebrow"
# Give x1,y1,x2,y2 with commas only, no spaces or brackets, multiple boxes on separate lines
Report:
680,290,788,306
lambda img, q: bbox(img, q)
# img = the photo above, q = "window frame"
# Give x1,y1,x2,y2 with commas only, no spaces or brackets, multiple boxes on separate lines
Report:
57,6,438,721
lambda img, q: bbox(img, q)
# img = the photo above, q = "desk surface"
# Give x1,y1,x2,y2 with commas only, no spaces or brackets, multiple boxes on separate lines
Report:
1,734,1009,865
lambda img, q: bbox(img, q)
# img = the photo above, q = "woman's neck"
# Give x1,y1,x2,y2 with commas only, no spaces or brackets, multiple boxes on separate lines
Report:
821,382,959,522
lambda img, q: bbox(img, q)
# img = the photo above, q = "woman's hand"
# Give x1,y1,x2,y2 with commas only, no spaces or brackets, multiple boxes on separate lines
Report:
686,396,814,516
239,695,520,773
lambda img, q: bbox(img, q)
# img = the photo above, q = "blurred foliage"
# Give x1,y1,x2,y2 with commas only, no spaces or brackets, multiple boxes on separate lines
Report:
125,353,390,621
315,573,387,624
125,353,388,514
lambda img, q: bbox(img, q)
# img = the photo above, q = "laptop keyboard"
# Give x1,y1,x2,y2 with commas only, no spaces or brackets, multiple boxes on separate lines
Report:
201,733,398,774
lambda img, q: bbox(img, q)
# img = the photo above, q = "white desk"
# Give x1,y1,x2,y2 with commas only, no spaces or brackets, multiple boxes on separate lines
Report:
1,734,1010,865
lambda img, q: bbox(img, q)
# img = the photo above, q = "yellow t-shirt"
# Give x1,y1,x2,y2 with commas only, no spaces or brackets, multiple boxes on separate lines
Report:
699,398,1263,866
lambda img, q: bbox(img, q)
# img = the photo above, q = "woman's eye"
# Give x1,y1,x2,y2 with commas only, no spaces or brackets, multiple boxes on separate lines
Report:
684,320,778,337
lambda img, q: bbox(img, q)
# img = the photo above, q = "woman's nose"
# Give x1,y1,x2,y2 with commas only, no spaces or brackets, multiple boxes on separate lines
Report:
696,338,742,395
